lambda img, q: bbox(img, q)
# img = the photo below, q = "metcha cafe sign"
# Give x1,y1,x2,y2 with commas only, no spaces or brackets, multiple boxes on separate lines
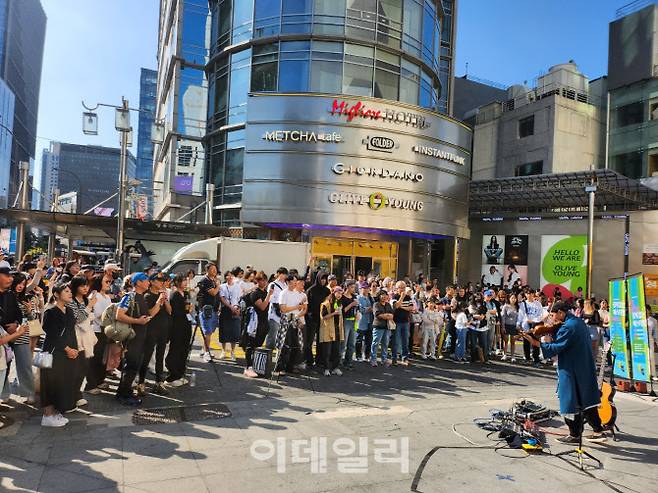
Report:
262,130,343,143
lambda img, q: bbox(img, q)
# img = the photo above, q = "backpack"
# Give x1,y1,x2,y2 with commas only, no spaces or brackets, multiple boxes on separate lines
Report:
101,293,137,343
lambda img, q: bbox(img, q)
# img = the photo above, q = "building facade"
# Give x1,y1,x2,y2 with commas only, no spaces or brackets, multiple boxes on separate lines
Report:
40,142,136,216
0,0,46,205
203,0,465,281
471,62,607,180
607,3,658,182
0,77,14,208
39,143,58,211
152,0,209,222
137,68,157,216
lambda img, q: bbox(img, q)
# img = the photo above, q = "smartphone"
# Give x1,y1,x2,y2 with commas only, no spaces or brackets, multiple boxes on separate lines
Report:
21,316,28,325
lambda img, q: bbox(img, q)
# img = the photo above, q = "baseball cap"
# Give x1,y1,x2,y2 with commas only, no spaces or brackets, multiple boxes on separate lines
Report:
104,262,121,271
328,274,337,281
131,272,149,284
0,266,12,276
484,289,494,297
81,264,95,271
358,281,369,289
0,260,9,269
149,272,167,282
344,279,356,288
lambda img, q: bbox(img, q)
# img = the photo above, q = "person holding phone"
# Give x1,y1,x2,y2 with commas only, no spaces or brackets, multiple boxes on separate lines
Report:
319,286,345,376
242,272,275,378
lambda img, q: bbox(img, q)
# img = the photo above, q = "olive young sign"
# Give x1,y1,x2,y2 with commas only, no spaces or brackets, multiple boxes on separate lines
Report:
328,190,424,211
540,235,588,298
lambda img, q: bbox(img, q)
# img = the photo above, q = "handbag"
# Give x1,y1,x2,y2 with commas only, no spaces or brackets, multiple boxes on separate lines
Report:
32,350,54,369
387,319,396,331
28,319,45,337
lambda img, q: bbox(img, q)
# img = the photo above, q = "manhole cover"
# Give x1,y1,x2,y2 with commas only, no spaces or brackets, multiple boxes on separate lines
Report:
132,403,231,425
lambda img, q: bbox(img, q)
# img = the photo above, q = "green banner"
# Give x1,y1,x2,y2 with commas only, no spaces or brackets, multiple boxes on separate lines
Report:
609,278,630,379
627,274,652,383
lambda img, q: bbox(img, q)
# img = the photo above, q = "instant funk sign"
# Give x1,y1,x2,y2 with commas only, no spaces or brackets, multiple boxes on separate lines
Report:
330,99,431,129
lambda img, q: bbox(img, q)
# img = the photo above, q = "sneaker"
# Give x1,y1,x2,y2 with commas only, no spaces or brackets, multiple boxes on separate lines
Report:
429,355,437,360
510,357,517,363
421,354,427,360
76,398,88,407
324,369,331,377
41,414,67,427
86,387,102,395
332,368,343,376
438,354,444,359
203,352,213,363
135,384,146,397
500,354,508,361
384,359,392,368
244,368,258,378
295,362,307,371
533,362,541,369
151,384,169,396
168,378,186,387
495,349,501,356
556,435,580,445
116,395,142,406
230,351,236,362
370,361,378,367
218,350,226,360
584,432,608,443
401,358,409,366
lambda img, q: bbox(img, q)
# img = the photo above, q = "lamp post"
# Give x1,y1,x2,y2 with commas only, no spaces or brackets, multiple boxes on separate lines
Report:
585,168,597,298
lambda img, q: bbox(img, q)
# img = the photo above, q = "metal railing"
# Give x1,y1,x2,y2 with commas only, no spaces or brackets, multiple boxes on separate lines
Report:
501,82,602,113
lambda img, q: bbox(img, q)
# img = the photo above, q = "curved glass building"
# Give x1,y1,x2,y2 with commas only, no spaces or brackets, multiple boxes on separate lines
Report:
204,0,468,283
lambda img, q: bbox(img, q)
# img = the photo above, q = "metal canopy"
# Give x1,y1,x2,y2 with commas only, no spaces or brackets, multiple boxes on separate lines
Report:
468,169,658,217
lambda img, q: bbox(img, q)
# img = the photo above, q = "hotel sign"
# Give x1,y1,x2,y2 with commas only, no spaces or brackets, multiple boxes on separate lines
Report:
331,162,423,182
330,99,431,129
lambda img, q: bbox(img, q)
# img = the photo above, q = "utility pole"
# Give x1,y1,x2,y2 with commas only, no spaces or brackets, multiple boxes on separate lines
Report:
116,98,129,267
15,161,30,261
205,183,215,225
47,187,60,260
585,168,597,298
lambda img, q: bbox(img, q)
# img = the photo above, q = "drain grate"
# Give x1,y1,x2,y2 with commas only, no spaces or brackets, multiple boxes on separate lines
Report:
132,403,231,425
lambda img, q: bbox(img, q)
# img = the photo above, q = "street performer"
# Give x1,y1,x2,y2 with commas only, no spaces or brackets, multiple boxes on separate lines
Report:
522,301,607,444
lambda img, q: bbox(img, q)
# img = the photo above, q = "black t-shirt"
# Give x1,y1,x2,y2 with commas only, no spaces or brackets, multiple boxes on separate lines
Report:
196,276,218,309
249,287,269,331
145,291,170,331
391,294,413,323
341,294,358,319
373,302,394,328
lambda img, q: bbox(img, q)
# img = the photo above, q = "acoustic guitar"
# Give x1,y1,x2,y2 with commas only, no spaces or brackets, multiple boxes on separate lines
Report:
597,340,617,429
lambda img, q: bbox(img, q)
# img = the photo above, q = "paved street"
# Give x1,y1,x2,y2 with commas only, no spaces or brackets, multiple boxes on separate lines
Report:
1,343,657,493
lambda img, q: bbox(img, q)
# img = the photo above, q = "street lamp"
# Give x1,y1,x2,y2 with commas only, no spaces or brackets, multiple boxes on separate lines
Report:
82,112,98,135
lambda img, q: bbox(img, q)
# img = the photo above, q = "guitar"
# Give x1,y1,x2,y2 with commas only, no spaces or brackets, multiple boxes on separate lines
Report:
597,340,618,429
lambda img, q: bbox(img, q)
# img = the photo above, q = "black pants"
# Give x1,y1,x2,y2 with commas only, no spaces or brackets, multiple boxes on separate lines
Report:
448,319,457,354
470,331,488,362
86,331,108,390
165,320,192,382
245,324,268,368
139,325,169,384
275,318,303,372
116,327,147,398
321,340,340,371
355,327,372,359
565,407,603,436
73,350,87,401
304,315,320,366
523,339,541,363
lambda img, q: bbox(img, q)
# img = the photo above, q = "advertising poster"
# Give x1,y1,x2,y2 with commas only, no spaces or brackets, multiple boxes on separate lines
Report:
482,235,504,265
540,235,587,299
504,235,528,266
609,278,631,380
627,274,652,382
642,244,658,265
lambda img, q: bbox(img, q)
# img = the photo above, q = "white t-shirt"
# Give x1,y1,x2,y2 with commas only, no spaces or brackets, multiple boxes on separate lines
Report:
240,280,256,297
280,288,307,318
92,292,112,333
455,312,469,329
267,279,287,322
483,271,502,287
505,271,521,289
220,281,242,308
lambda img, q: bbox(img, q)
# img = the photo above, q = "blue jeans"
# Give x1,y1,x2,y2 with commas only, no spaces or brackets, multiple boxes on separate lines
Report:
393,322,410,360
342,319,356,365
1,343,35,400
199,308,218,336
370,327,390,363
454,328,468,360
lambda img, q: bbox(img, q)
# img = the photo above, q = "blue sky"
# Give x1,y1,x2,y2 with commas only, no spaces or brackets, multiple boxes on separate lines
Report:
35,0,625,163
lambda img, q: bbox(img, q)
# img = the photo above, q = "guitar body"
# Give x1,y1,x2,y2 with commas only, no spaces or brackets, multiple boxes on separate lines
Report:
598,381,618,428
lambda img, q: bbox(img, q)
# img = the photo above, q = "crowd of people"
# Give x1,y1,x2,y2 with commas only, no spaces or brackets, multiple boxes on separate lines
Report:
1,249,657,429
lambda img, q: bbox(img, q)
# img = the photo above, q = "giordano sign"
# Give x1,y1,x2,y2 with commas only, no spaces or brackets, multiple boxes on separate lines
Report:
243,94,472,238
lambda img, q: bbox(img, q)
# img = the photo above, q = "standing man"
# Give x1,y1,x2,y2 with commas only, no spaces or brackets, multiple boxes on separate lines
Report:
197,263,220,363
340,280,359,369
391,281,414,365
518,290,547,367
304,272,329,367
265,267,289,350
243,272,275,378
441,286,457,357
523,302,606,443
115,272,153,406
103,261,123,302
138,272,172,396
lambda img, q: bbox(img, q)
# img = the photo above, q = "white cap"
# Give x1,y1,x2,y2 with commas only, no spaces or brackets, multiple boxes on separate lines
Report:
104,263,121,271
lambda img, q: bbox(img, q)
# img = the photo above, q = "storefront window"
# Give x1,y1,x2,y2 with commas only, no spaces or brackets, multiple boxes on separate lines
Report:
254,0,281,37
346,0,377,41
282,0,312,33
228,49,251,124
402,0,422,58
232,0,253,44
313,0,345,35
251,43,278,91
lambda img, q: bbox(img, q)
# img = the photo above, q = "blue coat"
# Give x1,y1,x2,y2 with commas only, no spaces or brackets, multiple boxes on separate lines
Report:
540,313,600,415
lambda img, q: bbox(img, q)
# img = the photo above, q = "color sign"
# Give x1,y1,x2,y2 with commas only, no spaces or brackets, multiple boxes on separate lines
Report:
627,274,652,383
609,278,630,379
540,235,587,299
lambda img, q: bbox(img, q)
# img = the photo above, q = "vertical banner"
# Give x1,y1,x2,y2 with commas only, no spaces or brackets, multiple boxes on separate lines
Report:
609,277,630,379
540,235,587,299
627,274,652,383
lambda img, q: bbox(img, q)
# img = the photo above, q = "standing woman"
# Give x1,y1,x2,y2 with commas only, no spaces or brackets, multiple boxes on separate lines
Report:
581,298,602,359
68,276,97,408
500,293,519,362
85,274,112,394
166,274,193,386
319,286,344,376
218,269,243,361
41,284,79,427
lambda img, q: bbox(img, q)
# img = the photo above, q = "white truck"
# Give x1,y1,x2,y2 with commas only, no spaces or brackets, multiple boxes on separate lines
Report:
161,237,310,280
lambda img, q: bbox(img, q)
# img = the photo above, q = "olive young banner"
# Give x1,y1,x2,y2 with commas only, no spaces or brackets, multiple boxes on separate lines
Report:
627,274,652,383
540,235,587,299
609,277,631,380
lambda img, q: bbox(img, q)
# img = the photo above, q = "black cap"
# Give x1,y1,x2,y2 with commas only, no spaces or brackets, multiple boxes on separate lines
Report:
149,272,167,282
81,264,95,271
0,266,13,276
550,301,571,313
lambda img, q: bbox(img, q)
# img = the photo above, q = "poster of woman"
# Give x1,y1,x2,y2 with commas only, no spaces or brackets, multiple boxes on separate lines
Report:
482,235,504,265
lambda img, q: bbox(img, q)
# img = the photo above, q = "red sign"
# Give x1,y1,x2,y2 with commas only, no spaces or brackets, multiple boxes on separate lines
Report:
330,99,431,129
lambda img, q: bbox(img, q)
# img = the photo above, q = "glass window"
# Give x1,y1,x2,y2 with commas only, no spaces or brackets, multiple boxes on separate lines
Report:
346,0,376,41
311,60,343,93
421,1,436,66
282,0,312,33
613,151,644,179
181,2,210,65
279,60,309,91
215,0,231,51
419,69,432,109
228,49,251,125
515,161,543,177
313,0,345,35
255,0,281,37
402,0,422,57
399,59,420,105
345,43,374,64
374,69,398,100
344,63,373,97
615,101,644,127
251,43,279,91
311,40,343,60
225,148,244,187
518,115,534,138
377,0,402,49
232,0,253,44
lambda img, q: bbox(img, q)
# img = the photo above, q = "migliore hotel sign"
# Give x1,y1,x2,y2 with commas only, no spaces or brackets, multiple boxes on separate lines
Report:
243,94,472,238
